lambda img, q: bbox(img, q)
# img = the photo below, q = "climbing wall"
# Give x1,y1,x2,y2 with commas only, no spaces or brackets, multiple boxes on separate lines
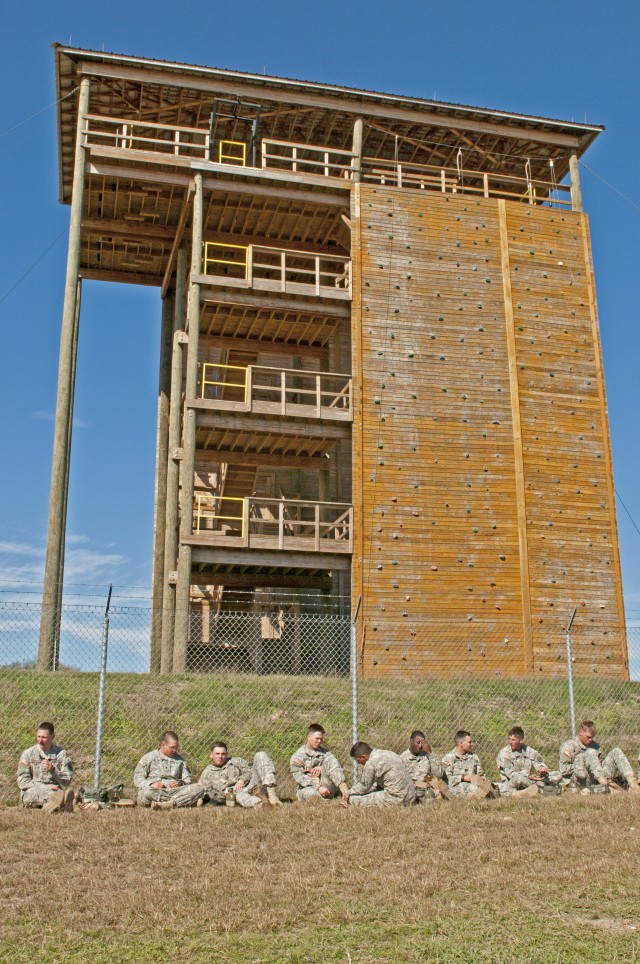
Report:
351,185,627,680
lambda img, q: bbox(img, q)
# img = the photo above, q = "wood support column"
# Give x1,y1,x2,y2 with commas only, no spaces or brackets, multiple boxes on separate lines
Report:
569,153,583,212
149,290,174,672
173,175,203,672
38,78,90,671
160,245,188,673
352,117,364,183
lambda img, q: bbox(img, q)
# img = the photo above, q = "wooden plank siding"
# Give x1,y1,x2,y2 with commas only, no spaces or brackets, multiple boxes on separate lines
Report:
351,186,627,680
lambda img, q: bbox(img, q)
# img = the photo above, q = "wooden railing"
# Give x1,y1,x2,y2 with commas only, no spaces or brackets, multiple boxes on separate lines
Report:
200,363,352,421
202,242,351,299
84,114,210,158
193,496,353,552
261,139,355,179
361,156,572,207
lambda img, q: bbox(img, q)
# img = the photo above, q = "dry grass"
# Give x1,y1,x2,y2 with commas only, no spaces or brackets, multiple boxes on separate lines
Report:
2,794,640,962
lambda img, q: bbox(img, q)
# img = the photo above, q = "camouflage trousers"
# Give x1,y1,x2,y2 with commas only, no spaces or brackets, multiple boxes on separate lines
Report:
137,783,205,808
350,789,415,808
574,747,633,787
235,752,277,809
497,770,562,796
296,752,346,802
21,784,63,808
449,781,484,799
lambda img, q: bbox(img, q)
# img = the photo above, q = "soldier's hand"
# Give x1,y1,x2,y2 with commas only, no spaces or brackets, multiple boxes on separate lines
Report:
39,760,53,772
168,780,182,788
318,786,331,798
310,766,322,778
234,780,245,792
151,781,164,789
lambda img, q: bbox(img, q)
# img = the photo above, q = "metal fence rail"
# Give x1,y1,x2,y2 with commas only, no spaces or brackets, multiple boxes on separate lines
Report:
1,598,639,805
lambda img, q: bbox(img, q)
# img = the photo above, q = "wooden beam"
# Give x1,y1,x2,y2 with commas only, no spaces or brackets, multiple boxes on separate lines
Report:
161,182,194,297
188,544,351,570
79,267,162,286
188,573,332,589
197,286,351,318
196,449,331,469
190,405,351,439
199,333,327,359
79,60,584,149
82,217,175,241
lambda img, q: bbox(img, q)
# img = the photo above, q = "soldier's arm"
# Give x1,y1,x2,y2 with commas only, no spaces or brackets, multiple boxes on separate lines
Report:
559,743,574,778
54,749,73,787
350,759,375,797
133,756,152,790
496,748,515,781
428,753,443,780
179,759,192,785
17,756,34,791
198,765,213,788
290,752,314,788
442,754,462,789
232,759,252,786
529,748,548,773
473,755,485,777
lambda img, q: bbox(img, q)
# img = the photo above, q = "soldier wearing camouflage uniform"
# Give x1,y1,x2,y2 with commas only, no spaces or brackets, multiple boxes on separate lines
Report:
400,730,450,801
134,731,205,809
199,741,281,808
290,723,349,803
559,720,640,793
495,726,557,798
347,742,416,807
441,731,494,798
17,722,74,813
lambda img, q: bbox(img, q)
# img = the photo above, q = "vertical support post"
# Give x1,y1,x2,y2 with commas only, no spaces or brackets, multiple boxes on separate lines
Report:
569,153,583,212
150,291,175,672
173,175,204,673
39,78,90,671
94,584,112,791
566,607,577,738
352,117,363,183
160,246,188,674
351,595,362,780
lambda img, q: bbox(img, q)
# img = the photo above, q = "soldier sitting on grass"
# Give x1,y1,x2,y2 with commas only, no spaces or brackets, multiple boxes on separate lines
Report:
400,730,452,801
441,731,494,799
198,741,282,808
559,720,640,794
17,721,74,814
495,726,557,798
134,730,205,810
346,742,416,808
290,723,350,803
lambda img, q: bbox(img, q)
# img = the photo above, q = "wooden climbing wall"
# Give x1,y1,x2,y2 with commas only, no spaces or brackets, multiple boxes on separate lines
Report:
351,185,627,680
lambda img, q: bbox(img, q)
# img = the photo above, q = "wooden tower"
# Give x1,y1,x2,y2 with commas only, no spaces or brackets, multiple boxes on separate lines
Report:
40,46,627,678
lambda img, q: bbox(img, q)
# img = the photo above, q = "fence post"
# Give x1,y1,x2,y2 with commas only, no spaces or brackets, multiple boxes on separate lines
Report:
565,606,577,738
94,585,113,791
351,596,362,781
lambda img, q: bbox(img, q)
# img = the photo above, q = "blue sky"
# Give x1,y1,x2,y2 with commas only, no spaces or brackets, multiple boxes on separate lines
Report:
1,1,640,614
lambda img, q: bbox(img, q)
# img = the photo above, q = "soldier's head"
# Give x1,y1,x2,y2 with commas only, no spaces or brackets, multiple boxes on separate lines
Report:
578,721,596,747
350,741,372,765
508,726,525,751
36,722,55,751
159,731,180,757
210,742,228,767
454,730,473,753
306,723,325,751
409,730,426,755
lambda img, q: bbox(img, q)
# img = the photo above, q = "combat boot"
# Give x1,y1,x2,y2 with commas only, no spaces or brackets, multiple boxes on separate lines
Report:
338,781,350,801
249,785,271,808
625,773,640,794
597,775,622,792
150,800,175,811
473,778,495,799
434,778,454,801
513,785,540,800
63,788,75,812
266,787,282,807
42,792,65,814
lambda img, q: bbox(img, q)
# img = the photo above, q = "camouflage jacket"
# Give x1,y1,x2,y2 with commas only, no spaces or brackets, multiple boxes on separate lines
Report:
441,749,484,789
400,748,442,782
290,744,337,788
496,744,547,782
133,750,193,790
17,743,73,792
199,758,252,797
350,748,415,801
559,737,603,779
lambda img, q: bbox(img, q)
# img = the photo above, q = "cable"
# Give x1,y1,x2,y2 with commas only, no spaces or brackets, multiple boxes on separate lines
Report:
580,160,640,215
0,87,79,140
0,225,69,307
615,487,640,542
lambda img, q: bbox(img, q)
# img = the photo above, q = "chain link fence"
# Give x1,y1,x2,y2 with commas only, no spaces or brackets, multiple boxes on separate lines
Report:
1,597,639,804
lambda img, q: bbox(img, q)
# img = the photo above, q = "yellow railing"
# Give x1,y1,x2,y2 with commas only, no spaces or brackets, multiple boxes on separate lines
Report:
194,494,245,537
201,362,248,401
218,140,247,166
203,242,248,279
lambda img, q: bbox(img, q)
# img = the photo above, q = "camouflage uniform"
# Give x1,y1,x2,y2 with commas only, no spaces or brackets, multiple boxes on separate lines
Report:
349,748,416,807
400,747,443,802
290,744,347,802
17,743,73,808
134,749,204,807
441,748,486,798
199,752,277,808
559,737,634,789
496,744,560,796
